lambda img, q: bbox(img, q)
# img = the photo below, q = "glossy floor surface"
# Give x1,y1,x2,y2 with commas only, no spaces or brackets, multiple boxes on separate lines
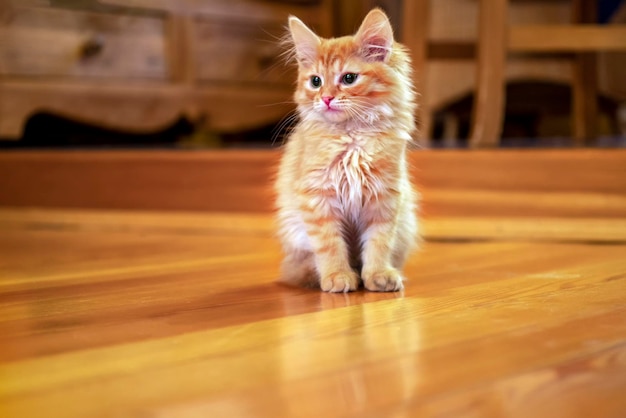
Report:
1,208,625,418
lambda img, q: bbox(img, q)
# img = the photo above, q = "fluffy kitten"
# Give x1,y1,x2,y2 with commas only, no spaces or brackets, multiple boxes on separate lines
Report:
275,8,418,293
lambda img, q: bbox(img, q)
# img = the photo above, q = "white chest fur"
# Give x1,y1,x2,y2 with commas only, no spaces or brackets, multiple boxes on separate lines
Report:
325,134,385,218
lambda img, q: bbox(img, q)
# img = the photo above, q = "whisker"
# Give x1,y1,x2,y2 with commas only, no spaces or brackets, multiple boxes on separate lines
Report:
271,111,299,146
258,100,297,108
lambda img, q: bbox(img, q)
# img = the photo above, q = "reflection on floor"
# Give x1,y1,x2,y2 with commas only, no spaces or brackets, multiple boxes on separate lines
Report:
1,208,625,418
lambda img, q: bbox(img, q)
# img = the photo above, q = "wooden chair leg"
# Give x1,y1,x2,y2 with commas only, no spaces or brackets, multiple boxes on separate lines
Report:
402,0,431,147
469,0,508,148
572,54,598,145
571,0,598,145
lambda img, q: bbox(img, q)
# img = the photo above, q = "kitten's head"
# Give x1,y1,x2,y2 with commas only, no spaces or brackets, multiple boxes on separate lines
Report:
287,9,414,128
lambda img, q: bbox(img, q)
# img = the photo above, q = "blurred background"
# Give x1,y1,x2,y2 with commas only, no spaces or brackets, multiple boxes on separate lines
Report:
1,0,625,149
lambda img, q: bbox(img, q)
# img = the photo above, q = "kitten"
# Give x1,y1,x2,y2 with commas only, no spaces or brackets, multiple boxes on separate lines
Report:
275,8,418,293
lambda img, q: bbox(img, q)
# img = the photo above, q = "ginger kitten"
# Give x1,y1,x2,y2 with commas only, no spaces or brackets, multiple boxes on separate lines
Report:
275,9,418,293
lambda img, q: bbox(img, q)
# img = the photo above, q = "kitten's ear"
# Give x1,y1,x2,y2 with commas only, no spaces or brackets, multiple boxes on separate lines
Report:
288,16,321,64
355,8,394,62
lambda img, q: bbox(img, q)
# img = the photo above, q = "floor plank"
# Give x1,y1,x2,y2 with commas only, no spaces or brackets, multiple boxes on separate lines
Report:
0,209,625,418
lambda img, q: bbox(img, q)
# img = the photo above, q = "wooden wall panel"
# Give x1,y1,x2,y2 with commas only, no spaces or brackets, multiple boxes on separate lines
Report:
1,149,625,219
413,150,626,218
0,150,278,212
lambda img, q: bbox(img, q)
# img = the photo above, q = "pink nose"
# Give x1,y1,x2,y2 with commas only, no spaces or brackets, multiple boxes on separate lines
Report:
322,96,334,107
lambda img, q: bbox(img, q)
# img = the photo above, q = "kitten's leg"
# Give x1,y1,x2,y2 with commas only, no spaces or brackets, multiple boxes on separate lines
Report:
360,196,409,292
278,205,357,292
301,202,359,293
391,200,418,269
361,227,404,291
277,209,320,287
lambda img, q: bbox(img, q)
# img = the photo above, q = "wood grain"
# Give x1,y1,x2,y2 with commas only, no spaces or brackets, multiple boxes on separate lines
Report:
469,0,507,147
0,7,168,79
192,20,293,85
0,208,625,417
0,80,186,138
401,0,431,144
571,0,598,144
0,0,332,139
509,25,626,52
0,80,293,137
1,149,625,219
100,0,332,28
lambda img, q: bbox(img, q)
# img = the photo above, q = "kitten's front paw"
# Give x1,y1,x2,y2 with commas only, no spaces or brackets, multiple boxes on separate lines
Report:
363,268,405,292
320,271,359,293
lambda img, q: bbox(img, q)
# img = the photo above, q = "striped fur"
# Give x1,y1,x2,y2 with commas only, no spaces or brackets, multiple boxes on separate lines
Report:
275,9,419,292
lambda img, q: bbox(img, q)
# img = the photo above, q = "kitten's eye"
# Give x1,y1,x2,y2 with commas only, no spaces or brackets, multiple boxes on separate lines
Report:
310,75,322,88
341,73,358,85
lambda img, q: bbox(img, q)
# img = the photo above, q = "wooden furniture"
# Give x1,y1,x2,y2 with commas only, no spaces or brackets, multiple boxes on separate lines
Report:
403,0,626,147
0,0,333,140
473,0,626,147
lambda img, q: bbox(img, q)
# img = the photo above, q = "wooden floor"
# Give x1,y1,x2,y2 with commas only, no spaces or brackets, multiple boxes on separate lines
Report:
1,208,625,418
